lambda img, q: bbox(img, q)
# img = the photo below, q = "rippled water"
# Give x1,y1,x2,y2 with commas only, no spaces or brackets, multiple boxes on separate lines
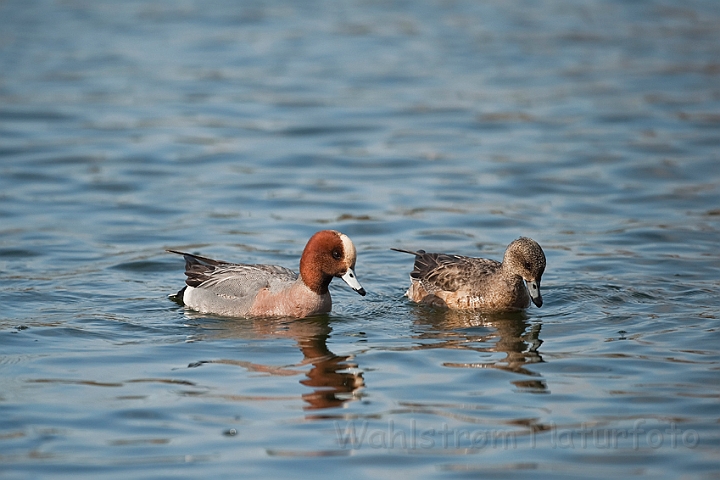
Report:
1,0,720,478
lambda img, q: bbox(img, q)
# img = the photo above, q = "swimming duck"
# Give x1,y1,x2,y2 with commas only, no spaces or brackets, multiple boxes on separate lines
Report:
169,230,365,318
392,237,545,311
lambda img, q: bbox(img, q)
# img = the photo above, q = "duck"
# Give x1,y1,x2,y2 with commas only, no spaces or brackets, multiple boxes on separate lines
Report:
392,237,545,311
168,230,366,318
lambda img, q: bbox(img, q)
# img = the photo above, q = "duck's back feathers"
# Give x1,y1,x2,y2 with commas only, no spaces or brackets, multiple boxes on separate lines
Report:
392,248,500,293
167,250,297,296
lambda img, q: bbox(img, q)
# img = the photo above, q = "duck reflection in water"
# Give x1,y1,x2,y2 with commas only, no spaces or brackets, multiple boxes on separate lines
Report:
187,315,364,411
410,307,546,393
293,319,365,410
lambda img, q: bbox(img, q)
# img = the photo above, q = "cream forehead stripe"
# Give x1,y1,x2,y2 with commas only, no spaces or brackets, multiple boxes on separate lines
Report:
339,233,357,264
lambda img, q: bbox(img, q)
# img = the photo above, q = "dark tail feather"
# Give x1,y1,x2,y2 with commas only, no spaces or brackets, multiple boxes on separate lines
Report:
167,249,228,288
391,248,426,256
392,248,434,279
166,249,227,267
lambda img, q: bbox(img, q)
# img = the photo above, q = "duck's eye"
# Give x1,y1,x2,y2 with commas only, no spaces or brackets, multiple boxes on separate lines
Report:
523,261,532,270
332,250,342,260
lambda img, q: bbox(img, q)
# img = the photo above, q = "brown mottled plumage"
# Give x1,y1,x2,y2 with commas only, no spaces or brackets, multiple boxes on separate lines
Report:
393,237,546,311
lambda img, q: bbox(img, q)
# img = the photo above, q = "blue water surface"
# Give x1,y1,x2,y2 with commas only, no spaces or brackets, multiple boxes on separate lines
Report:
1,1,719,478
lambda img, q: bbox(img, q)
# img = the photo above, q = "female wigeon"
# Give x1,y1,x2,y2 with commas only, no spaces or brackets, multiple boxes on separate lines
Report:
168,230,366,318
392,237,546,311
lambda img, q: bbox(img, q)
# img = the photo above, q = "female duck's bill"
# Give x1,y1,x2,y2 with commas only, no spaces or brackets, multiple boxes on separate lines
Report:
168,230,365,318
392,237,546,312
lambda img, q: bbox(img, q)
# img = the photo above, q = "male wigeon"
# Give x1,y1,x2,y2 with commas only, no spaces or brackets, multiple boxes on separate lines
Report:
392,237,546,311
168,230,366,318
